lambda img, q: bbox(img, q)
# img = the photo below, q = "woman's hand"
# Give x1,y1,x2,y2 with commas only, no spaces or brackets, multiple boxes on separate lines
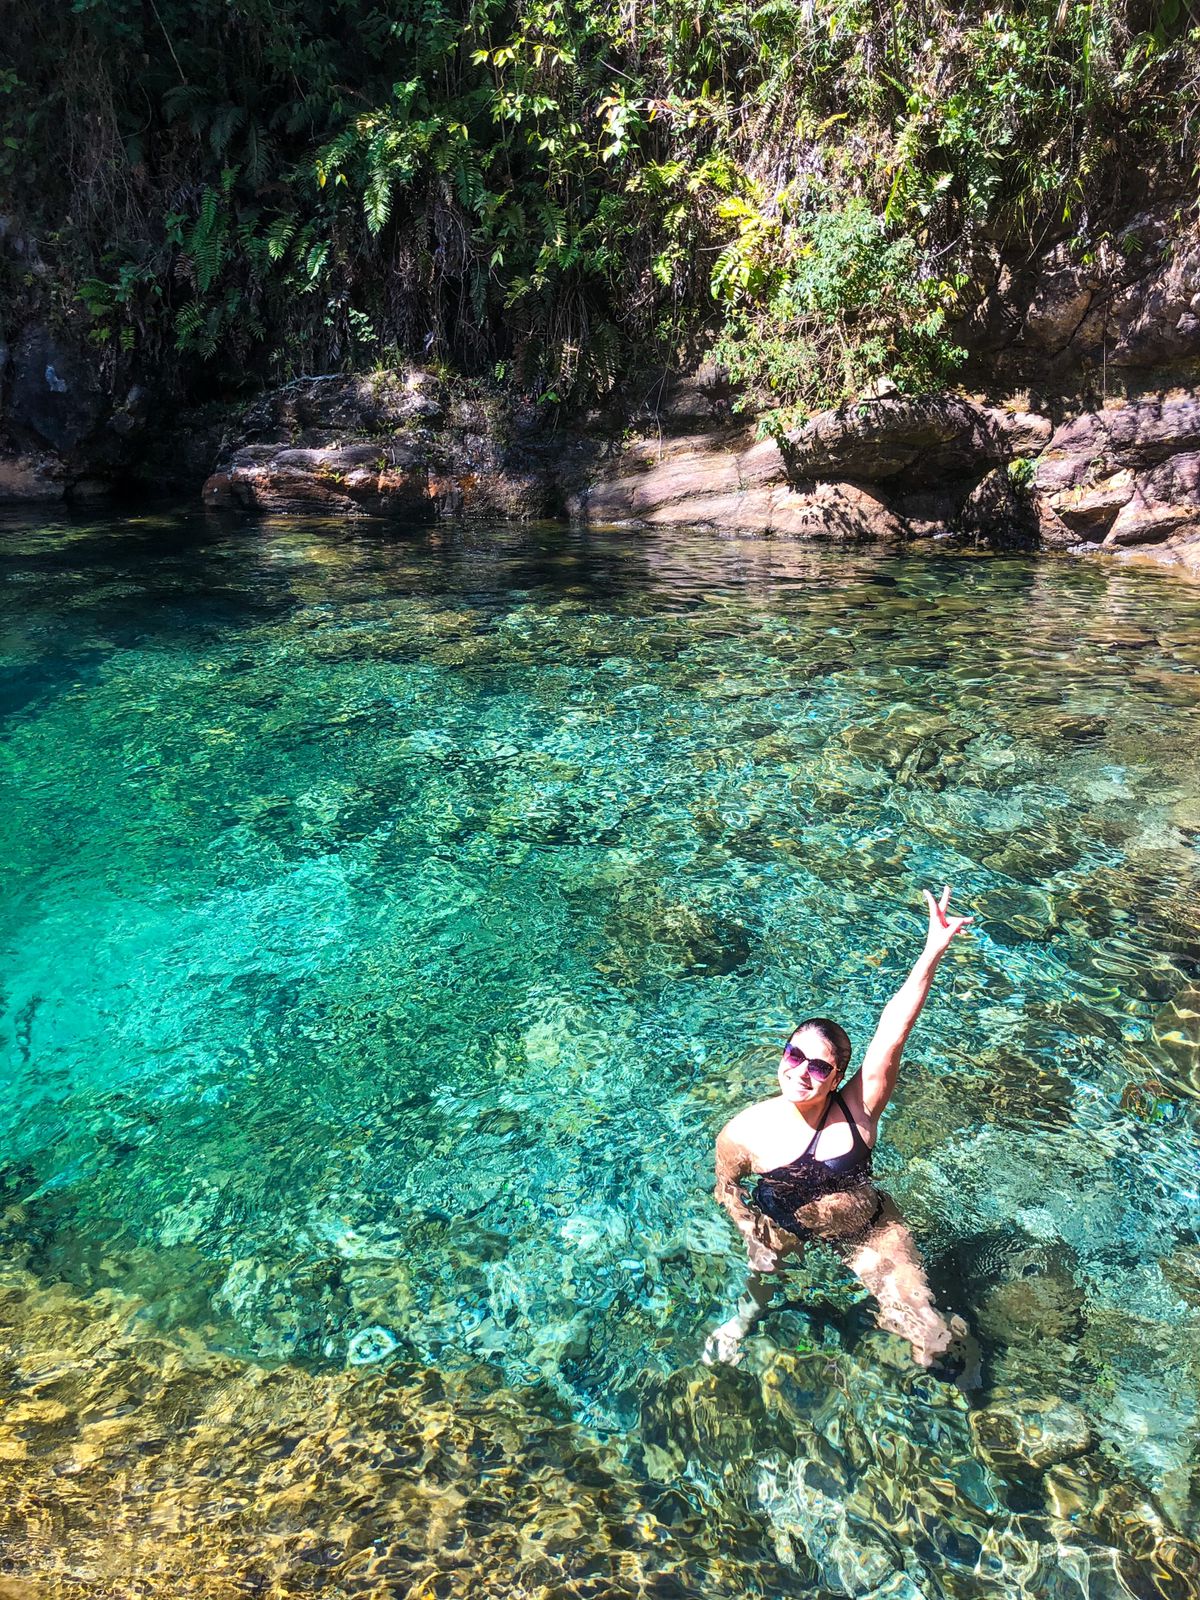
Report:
742,1214,780,1274
922,884,973,958
746,1236,778,1274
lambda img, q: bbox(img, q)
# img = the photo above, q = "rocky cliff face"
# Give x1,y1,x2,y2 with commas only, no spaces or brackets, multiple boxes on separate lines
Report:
198,368,594,521
3,210,1198,577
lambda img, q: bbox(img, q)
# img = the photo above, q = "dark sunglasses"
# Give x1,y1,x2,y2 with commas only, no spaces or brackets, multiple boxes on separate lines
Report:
780,1042,837,1080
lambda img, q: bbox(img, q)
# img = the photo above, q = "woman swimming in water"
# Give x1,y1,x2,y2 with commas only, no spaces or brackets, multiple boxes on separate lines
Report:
707,885,973,1369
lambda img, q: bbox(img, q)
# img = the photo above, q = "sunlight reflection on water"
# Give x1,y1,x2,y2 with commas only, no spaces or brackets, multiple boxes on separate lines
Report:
1,508,1198,1597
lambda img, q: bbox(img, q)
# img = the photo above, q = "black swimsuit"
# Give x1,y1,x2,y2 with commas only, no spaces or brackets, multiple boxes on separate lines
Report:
751,1089,881,1240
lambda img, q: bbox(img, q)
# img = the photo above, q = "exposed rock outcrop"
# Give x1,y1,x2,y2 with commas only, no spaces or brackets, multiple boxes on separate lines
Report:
192,372,1200,578
772,387,1200,572
967,211,1200,380
1032,393,1200,566
781,394,1050,487
202,368,590,520
573,431,903,541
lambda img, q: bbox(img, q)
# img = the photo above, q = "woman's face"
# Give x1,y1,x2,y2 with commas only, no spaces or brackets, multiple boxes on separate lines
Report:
778,1027,840,1107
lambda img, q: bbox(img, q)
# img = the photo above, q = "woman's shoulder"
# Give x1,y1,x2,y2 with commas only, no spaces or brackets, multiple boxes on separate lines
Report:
718,1096,781,1147
838,1074,880,1141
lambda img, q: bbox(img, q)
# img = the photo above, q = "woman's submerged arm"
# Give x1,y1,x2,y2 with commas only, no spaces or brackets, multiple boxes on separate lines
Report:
714,1124,757,1236
857,885,973,1122
714,1121,777,1270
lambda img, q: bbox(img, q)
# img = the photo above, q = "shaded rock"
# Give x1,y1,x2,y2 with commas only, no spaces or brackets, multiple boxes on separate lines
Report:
975,1266,1086,1348
1105,219,1200,370
783,394,990,484
642,362,738,430
958,466,1039,550
971,1396,1093,1471
1020,268,1094,354
0,323,155,497
972,214,1200,377
202,367,594,520
8,324,108,456
205,424,577,521
0,448,67,502
129,399,231,496
893,487,958,537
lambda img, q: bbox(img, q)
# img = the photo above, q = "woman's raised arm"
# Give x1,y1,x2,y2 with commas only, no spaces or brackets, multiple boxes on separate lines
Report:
857,885,972,1122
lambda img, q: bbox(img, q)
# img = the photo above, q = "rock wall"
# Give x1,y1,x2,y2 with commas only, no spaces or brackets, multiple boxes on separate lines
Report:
778,388,1200,575
170,374,1200,580
964,207,1200,382
204,369,606,522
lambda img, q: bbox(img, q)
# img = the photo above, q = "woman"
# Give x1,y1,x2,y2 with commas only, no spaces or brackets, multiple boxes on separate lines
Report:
707,885,973,1369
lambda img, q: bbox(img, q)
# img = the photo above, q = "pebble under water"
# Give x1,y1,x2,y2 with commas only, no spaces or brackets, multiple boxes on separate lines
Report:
1,507,1199,1599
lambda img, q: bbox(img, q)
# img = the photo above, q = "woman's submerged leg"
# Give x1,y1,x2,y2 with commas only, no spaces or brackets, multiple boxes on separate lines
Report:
841,1196,971,1372
703,1231,805,1365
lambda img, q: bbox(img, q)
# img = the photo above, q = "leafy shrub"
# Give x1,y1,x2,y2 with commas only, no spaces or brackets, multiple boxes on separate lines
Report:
711,199,967,430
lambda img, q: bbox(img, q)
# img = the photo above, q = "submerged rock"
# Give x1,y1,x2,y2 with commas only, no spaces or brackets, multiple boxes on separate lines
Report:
601,887,752,982
1151,985,1200,1095
0,1261,803,1600
345,1323,399,1365
839,707,976,788
970,1396,1093,1471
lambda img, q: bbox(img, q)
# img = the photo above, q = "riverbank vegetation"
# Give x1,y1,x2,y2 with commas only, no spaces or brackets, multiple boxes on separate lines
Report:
5,1,1198,424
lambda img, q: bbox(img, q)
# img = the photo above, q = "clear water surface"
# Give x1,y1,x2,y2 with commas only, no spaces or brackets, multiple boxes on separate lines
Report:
1,507,1198,1598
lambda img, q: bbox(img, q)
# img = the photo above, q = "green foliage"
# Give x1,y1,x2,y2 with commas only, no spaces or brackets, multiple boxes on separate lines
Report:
4,0,1198,406
711,200,967,431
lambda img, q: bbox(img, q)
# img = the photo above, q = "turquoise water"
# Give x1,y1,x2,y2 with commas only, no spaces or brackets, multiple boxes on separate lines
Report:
1,507,1199,1595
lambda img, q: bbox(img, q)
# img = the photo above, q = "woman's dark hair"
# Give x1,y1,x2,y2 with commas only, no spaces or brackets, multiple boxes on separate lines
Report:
789,1016,852,1075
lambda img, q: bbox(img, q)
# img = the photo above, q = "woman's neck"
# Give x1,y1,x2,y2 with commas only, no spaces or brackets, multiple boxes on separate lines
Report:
785,1091,834,1129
